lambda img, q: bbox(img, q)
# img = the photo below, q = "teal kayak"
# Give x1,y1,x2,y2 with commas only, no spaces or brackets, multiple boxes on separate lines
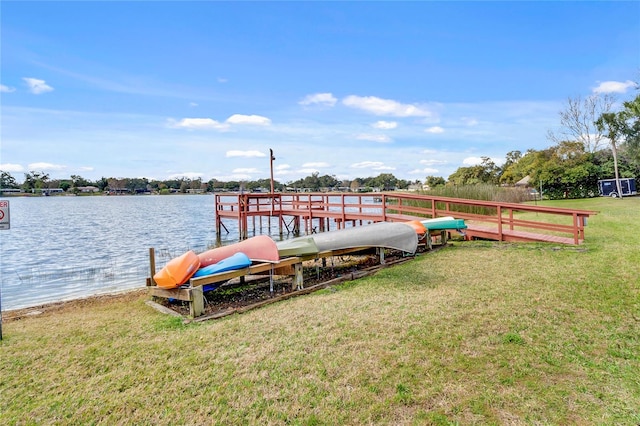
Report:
421,217,467,231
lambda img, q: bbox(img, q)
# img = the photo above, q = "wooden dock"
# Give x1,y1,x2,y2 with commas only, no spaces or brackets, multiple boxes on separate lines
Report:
148,193,598,318
215,192,598,245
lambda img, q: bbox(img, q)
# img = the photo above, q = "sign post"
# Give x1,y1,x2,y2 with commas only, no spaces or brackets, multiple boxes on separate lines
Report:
0,199,9,340
0,199,9,230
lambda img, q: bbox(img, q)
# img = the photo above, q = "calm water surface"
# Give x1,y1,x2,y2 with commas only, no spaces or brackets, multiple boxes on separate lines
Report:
0,195,258,311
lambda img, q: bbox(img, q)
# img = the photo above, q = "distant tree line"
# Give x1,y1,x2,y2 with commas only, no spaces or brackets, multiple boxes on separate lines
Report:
0,170,418,195
2,92,638,200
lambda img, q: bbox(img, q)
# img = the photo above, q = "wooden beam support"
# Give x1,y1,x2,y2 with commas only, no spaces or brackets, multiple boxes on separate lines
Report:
190,286,204,317
293,263,304,290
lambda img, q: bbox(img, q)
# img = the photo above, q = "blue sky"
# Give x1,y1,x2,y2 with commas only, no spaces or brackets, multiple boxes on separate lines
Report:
1,1,638,184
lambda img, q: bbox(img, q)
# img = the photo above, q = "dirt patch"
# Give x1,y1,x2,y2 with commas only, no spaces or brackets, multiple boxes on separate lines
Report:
3,289,149,322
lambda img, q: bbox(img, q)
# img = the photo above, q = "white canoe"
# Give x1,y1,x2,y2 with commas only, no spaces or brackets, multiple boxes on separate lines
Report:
311,222,418,254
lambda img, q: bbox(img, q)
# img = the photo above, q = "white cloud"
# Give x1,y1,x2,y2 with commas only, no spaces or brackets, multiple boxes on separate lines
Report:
226,114,272,126
79,166,94,172
462,156,503,166
302,162,330,168
420,159,447,165
28,162,66,171
350,161,395,170
592,80,637,94
169,114,271,129
275,164,291,171
232,168,260,174
342,95,432,117
226,150,266,158
425,126,445,134
351,161,384,169
462,157,484,166
23,77,54,94
299,92,337,107
356,133,392,143
1,84,16,93
274,167,296,176
189,102,198,107
298,168,321,174
372,120,398,130
212,173,252,181
422,149,438,155
409,168,439,174
168,117,229,130
0,163,24,172
463,117,479,126
217,77,228,83
231,174,253,181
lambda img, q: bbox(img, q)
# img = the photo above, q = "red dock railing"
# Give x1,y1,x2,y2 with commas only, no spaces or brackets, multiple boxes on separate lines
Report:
215,192,598,245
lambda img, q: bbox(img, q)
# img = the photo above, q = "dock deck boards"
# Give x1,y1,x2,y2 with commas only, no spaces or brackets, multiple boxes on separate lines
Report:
215,193,596,245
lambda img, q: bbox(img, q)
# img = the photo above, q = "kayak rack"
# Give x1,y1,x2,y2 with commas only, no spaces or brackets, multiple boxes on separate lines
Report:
147,246,392,318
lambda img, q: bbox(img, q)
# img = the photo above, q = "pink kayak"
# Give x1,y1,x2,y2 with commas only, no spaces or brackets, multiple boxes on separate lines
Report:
198,235,279,267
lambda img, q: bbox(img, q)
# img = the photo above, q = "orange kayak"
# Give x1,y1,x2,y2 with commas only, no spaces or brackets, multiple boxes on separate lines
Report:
405,220,427,236
198,235,279,267
153,250,201,289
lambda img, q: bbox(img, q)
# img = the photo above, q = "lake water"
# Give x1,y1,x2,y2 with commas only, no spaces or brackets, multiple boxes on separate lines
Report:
0,195,272,311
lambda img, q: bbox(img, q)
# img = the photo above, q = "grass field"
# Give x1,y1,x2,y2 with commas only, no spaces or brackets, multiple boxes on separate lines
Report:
1,197,639,425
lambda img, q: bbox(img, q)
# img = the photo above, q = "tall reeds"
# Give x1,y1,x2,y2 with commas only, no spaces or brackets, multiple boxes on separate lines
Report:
413,184,534,216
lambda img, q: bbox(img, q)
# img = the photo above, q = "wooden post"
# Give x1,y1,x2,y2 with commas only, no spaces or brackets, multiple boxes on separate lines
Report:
293,263,304,290
190,286,204,317
269,264,274,295
497,205,503,240
148,248,157,286
378,247,385,264
293,216,300,236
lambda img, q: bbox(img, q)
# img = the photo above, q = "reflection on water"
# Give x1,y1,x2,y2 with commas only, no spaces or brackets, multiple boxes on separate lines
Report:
1,195,256,310
0,194,378,310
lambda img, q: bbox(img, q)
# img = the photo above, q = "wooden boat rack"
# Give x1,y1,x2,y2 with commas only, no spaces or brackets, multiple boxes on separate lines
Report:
147,245,412,318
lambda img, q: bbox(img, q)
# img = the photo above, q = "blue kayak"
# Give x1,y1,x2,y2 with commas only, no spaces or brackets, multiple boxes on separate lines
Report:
193,252,252,278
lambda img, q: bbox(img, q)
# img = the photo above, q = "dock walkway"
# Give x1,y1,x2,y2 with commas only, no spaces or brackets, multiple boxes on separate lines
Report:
215,192,598,245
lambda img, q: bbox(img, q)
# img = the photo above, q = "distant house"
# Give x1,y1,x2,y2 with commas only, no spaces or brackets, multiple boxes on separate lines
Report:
77,186,100,193
37,188,64,195
0,188,22,195
515,175,531,187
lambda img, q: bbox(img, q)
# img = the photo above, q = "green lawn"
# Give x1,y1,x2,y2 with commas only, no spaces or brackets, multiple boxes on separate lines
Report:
1,197,639,425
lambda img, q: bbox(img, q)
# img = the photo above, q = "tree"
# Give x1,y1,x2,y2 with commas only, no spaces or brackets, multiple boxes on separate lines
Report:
22,171,50,192
318,174,339,190
424,175,445,188
596,95,640,176
0,171,18,189
448,157,500,186
531,141,599,199
70,175,89,188
547,93,615,153
95,177,109,191
595,112,625,197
